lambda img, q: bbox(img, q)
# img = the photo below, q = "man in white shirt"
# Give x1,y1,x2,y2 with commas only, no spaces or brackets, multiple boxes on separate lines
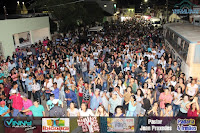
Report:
54,74,64,102
44,77,53,100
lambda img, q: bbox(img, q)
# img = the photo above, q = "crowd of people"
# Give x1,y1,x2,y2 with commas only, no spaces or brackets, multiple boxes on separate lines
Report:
0,18,199,118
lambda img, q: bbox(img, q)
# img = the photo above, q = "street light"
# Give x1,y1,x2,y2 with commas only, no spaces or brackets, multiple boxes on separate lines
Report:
144,0,148,3
17,1,20,4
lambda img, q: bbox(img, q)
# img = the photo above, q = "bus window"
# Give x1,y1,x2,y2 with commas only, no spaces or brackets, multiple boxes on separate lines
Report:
194,45,200,63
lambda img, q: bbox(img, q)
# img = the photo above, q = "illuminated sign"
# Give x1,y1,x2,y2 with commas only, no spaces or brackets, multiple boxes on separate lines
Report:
172,0,199,14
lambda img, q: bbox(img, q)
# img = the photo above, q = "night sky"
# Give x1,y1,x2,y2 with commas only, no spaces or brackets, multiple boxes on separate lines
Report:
0,0,199,15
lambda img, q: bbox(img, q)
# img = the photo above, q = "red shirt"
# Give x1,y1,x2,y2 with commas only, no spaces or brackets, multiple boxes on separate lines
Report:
187,108,198,117
4,87,9,98
9,93,23,110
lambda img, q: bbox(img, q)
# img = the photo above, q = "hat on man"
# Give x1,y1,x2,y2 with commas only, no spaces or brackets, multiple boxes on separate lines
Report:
10,89,17,94
0,101,5,105
52,99,59,105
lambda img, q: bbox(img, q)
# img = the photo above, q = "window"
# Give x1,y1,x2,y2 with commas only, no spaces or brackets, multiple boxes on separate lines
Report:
194,45,200,63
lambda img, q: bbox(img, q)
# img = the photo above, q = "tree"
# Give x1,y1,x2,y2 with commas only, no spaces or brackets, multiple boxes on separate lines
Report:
31,0,104,32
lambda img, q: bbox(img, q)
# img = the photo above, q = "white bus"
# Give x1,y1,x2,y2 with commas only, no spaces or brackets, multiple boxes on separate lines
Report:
150,17,162,28
163,23,200,80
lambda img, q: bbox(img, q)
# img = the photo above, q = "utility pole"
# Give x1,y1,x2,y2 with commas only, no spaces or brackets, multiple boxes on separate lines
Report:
3,6,7,19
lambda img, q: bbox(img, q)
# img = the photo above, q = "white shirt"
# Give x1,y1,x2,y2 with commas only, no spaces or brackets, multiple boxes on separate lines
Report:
22,73,28,81
79,109,94,117
54,78,64,89
70,68,76,76
32,83,40,91
100,92,110,111
44,79,53,90
67,108,79,117
187,83,198,96
93,52,98,59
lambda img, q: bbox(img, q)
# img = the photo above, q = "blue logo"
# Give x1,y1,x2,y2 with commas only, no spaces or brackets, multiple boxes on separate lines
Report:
4,118,32,128
172,0,199,14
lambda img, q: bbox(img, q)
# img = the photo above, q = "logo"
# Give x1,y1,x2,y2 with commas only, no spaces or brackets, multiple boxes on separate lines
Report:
172,0,199,14
42,118,70,132
4,118,36,131
177,119,197,131
77,117,100,132
107,118,134,132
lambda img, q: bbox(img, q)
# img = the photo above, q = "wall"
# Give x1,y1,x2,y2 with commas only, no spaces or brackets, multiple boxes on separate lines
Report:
31,28,50,43
0,16,50,57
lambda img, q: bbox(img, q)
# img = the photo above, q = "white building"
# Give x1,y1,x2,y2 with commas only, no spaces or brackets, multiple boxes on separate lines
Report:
0,16,51,57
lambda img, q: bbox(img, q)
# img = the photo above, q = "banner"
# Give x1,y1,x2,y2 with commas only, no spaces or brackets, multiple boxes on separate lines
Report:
1,117,200,133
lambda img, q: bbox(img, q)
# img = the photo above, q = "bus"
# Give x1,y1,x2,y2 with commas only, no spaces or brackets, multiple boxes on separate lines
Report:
163,23,200,80
150,17,162,28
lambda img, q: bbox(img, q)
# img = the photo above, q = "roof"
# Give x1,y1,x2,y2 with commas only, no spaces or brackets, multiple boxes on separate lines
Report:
164,23,200,43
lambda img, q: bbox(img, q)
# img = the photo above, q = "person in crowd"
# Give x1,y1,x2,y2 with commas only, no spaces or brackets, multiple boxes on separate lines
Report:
67,102,80,117
64,86,77,107
126,95,137,116
79,102,94,117
21,93,33,117
95,104,109,117
172,86,182,116
44,77,53,101
25,74,33,99
46,94,63,111
52,82,59,99
32,79,41,103
108,92,121,117
186,78,198,99
187,97,199,117
160,103,173,117
9,89,23,117
176,95,190,117
82,82,90,108
21,99,45,117
49,99,65,117
0,101,10,117
159,88,172,111
113,106,125,117
89,88,102,111
148,101,160,116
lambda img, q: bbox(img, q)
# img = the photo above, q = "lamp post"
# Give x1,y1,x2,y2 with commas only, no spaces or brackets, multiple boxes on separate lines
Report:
3,6,7,19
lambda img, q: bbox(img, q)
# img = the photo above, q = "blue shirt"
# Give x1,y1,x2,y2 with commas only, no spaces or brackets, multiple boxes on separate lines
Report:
147,61,155,73
65,90,77,107
46,100,62,110
0,106,10,117
140,77,148,85
25,78,33,91
52,88,59,99
29,105,44,117
90,93,102,110
0,73,4,83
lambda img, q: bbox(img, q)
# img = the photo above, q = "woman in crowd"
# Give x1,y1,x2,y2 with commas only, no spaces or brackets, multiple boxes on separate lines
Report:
95,105,109,117
148,101,159,116
113,106,125,117
126,95,137,116
67,102,80,117
79,102,94,117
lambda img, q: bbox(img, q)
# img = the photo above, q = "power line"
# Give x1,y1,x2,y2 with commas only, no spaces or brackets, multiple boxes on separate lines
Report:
37,0,84,9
